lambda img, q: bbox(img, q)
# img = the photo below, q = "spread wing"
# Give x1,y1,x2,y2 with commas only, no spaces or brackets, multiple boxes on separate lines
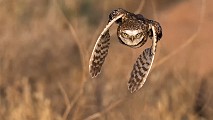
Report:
128,25,158,93
89,14,124,78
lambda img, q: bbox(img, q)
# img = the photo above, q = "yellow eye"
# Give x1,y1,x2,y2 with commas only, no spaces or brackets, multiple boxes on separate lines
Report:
135,33,142,38
122,32,129,38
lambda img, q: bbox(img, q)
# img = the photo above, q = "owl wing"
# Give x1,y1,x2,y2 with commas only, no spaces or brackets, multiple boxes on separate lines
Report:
89,14,124,78
128,25,158,93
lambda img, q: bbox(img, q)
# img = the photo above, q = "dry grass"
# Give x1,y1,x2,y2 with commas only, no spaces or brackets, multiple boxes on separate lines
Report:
0,0,212,120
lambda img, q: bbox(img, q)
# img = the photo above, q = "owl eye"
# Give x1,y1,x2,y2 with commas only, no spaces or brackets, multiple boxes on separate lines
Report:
135,33,142,39
122,32,129,38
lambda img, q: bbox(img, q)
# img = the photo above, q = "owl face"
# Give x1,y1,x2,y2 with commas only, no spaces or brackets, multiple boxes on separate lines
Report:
118,29,145,47
117,20,148,48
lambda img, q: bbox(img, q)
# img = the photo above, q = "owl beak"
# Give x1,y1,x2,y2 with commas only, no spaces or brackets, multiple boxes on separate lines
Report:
130,36,134,41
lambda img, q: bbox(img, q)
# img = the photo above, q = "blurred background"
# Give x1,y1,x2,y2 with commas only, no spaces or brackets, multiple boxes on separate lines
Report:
0,0,212,120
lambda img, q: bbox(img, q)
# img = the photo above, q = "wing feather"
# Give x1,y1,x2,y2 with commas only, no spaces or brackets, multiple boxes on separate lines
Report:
128,25,158,93
89,14,124,78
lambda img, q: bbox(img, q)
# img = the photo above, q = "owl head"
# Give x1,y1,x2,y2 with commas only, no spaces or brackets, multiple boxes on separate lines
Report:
117,19,149,48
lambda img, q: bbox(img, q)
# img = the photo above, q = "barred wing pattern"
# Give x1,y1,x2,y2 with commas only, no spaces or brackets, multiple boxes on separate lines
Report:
89,31,110,77
128,25,158,93
89,14,124,78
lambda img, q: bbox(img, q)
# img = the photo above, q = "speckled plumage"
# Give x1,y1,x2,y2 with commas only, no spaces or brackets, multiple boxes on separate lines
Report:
89,8,162,93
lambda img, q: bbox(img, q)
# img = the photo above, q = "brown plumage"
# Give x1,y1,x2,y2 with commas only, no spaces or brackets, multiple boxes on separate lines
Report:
89,8,162,93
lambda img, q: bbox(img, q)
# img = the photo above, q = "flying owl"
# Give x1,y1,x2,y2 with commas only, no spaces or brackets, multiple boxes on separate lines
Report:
89,8,162,93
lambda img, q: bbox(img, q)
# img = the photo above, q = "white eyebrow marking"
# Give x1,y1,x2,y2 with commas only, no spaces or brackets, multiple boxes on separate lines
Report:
123,30,141,36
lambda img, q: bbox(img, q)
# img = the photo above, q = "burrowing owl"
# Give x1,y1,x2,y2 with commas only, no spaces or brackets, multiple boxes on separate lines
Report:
89,8,162,93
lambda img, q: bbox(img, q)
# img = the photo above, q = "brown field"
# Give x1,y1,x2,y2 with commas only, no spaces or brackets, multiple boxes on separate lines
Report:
0,0,213,120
